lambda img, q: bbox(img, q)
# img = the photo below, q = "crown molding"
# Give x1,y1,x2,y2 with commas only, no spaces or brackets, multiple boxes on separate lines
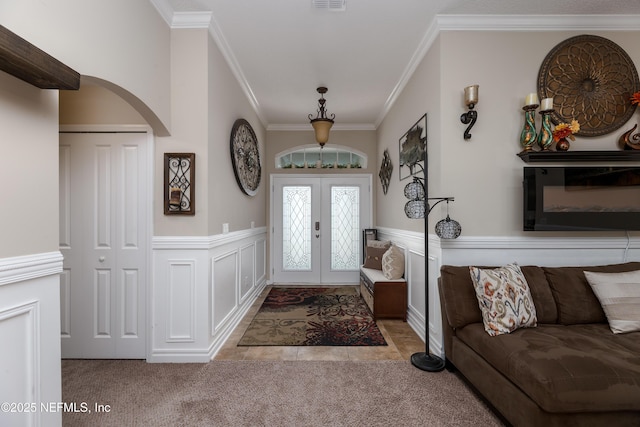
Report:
376,14,640,128
171,11,212,29
149,4,640,132
375,17,440,128
207,13,267,127
267,123,376,132
436,14,640,31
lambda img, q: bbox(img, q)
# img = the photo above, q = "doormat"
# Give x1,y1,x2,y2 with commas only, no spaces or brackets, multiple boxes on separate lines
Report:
237,287,387,346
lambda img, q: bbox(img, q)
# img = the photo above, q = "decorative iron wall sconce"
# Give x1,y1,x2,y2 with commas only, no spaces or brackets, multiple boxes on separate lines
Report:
164,152,195,215
460,85,479,140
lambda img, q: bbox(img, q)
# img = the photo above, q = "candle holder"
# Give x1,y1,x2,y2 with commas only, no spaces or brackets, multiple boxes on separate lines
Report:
520,104,538,152
537,109,554,151
460,85,479,140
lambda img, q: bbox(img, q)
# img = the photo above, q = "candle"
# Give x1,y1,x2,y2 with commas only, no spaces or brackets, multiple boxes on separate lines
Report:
525,93,539,106
464,85,479,106
169,187,181,207
540,97,554,111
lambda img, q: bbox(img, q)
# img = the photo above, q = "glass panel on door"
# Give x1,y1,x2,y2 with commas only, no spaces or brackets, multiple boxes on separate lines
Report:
330,186,360,271
282,186,312,271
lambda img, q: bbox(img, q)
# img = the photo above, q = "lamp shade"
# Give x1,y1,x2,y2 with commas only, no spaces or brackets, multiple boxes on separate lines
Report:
404,179,425,201
435,215,462,239
311,119,333,145
404,200,426,219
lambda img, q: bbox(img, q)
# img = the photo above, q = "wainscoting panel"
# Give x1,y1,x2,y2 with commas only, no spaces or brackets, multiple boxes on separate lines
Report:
151,228,267,362
166,260,196,343
211,251,238,334
0,251,63,427
376,228,640,359
256,238,267,286
239,244,255,303
0,301,39,426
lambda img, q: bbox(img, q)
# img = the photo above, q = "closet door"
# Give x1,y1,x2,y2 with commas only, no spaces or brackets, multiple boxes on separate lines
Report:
59,132,147,358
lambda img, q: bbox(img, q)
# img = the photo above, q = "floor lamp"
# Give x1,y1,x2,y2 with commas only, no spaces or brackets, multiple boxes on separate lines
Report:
403,153,461,372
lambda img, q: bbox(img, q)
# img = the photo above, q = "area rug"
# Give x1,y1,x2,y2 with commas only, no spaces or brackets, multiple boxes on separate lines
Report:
237,286,387,346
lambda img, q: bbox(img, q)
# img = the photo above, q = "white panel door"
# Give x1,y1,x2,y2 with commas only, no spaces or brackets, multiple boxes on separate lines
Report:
59,132,148,359
272,176,371,283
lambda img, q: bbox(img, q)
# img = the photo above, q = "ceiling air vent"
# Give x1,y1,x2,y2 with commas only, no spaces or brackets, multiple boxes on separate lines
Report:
312,0,346,12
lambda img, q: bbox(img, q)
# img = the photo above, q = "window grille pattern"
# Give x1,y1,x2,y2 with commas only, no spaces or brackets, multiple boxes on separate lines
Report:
331,186,360,270
282,186,312,270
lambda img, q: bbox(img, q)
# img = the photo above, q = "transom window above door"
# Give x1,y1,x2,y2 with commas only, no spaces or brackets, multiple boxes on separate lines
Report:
275,144,367,169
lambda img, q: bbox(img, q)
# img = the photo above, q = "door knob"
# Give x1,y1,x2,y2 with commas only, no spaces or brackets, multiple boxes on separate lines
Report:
99,256,105,262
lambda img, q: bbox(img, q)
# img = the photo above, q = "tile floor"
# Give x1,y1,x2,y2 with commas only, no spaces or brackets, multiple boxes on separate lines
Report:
214,285,425,361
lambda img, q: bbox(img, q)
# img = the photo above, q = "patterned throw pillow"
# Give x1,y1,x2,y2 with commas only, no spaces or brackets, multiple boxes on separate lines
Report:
381,245,405,280
469,264,538,336
583,270,640,334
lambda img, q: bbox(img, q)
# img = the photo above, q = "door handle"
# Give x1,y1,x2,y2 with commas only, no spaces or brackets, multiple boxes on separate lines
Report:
315,221,320,231
99,256,105,263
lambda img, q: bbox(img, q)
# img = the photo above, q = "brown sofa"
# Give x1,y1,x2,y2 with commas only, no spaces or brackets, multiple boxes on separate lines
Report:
438,262,640,427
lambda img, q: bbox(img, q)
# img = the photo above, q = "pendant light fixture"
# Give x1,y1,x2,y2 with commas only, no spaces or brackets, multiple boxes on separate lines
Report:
308,86,335,147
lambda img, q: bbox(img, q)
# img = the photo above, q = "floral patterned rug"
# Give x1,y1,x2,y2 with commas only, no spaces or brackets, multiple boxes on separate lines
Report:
237,287,387,346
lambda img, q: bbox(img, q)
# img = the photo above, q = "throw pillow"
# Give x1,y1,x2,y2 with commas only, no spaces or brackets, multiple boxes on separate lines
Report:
469,263,538,336
382,245,405,280
583,270,640,334
363,246,387,270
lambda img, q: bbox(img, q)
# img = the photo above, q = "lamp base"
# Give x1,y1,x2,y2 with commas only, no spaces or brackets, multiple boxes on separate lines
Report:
410,352,445,372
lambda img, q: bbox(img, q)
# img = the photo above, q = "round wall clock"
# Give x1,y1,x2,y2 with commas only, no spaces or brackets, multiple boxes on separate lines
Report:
538,34,640,137
230,119,261,196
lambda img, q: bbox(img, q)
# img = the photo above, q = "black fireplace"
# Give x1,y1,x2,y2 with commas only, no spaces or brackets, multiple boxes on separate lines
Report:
523,166,640,231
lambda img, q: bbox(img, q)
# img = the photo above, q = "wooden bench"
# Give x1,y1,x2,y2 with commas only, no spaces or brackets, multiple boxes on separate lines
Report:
359,266,407,321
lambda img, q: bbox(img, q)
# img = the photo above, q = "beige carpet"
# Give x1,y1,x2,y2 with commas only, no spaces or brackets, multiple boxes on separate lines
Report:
62,359,504,426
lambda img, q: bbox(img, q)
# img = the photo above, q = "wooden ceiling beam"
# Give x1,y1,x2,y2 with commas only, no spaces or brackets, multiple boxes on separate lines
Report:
0,25,80,90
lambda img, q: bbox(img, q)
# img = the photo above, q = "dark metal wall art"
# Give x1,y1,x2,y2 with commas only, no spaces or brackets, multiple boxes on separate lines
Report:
164,153,195,215
379,149,393,194
538,34,640,137
399,113,427,180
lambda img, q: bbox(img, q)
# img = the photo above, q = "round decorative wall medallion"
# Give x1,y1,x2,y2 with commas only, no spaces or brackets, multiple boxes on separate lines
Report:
230,119,261,196
538,34,640,137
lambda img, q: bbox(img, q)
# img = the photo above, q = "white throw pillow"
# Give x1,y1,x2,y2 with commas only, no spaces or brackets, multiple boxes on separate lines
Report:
381,245,404,280
469,263,537,336
583,270,640,334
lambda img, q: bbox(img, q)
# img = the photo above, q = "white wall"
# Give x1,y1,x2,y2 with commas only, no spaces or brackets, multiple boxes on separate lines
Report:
376,28,640,357
0,0,172,135
438,30,640,237
0,69,63,425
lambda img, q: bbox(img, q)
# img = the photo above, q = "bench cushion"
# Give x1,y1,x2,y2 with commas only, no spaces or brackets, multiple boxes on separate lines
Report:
360,266,404,283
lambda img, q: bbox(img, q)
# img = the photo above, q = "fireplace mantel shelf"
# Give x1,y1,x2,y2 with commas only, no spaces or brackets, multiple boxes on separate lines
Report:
518,150,640,163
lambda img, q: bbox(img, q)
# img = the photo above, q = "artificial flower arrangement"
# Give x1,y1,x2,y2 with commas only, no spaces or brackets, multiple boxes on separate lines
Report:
552,119,580,142
631,91,640,106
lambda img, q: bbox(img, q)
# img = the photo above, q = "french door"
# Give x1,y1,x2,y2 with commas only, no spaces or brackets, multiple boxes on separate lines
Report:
272,175,371,283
